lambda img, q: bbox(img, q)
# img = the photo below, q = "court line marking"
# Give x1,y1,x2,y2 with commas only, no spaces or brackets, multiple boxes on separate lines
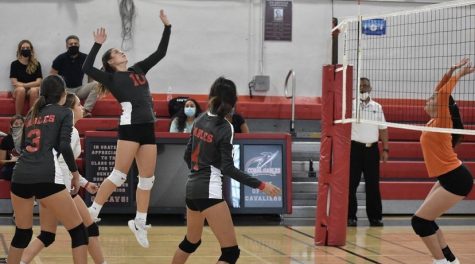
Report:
282,234,356,264
202,228,272,264
34,256,44,264
284,226,382,264
366,232,428,255
241,234,306,264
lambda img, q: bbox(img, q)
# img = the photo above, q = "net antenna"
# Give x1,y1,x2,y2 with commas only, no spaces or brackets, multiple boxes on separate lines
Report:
119,0,136,51
335,0,475,135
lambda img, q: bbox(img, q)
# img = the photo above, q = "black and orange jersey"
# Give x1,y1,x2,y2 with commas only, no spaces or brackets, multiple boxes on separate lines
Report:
12,104,77,184
184,112,263,199
83,25,171,125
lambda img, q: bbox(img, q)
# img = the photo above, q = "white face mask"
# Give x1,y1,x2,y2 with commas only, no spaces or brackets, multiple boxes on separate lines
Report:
11,126,23,154
360,92,369,101
184,107,196,117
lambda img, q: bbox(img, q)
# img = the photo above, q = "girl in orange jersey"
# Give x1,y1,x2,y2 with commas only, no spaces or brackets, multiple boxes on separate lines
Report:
413,58,474,264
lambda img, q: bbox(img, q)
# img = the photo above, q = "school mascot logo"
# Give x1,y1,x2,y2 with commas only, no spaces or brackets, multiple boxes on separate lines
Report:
245,151,281,176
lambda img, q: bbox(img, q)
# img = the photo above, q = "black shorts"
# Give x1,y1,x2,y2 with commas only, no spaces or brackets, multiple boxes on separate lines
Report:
186,198,224,212
118,123,156,145
11,183,66,199
437,165,473,196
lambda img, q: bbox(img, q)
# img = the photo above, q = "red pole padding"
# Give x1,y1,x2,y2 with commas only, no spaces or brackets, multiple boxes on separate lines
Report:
315,65,352,246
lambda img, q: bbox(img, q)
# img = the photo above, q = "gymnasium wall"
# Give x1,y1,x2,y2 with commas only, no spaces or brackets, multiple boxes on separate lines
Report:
0,0,434,97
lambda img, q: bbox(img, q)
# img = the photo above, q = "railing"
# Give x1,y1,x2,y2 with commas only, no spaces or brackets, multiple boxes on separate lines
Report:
284,69,296,136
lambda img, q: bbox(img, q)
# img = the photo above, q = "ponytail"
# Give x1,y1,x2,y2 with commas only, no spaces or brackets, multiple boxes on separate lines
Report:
26,96,47,120
209,96,233,118
208,77,237,118
26,75,66,120
449,95,464,147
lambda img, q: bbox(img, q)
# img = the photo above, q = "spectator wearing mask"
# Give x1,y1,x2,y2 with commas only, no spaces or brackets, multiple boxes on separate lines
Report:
169,98,202,133
10,40,42,115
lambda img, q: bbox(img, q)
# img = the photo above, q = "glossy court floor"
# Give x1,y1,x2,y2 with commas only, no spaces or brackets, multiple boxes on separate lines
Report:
0,216,474,264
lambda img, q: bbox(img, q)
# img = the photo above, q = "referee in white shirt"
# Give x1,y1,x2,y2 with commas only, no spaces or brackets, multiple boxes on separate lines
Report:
348,77,389,227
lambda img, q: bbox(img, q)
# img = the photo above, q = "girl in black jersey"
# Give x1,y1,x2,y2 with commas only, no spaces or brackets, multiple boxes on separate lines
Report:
82,9,171,248
8,75,88,264
21,94,106,264
171,77,280,264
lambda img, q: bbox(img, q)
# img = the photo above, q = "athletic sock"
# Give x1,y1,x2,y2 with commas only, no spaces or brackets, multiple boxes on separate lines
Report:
90,202,103,218
442,246,456,262
135,211,147,224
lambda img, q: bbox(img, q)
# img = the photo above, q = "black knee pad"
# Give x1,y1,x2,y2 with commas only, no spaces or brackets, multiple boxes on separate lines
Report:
411,215,436,237
68,223,89,248
218,246,240,264
87,222,100,237
11,227,33,249
37,231,56,247
432,220,439,232
178,236,201,253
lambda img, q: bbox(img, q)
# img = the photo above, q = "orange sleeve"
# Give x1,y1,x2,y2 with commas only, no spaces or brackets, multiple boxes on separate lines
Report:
435,76,458,128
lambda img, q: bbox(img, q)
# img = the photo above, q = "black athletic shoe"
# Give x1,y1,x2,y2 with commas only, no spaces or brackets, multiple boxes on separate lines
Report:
369,219,384,227
347,218,357,227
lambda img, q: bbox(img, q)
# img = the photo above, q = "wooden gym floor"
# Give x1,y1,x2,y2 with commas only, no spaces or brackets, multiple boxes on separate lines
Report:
0,216,474,264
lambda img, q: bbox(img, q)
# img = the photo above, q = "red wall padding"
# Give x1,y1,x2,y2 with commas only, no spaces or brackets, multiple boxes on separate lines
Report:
315,65,352,246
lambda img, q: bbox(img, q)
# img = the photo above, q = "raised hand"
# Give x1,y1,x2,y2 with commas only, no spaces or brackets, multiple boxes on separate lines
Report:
93,28,107,44
160,9,170,26
459,63,475,77
454,58,470,69
262,182,281,197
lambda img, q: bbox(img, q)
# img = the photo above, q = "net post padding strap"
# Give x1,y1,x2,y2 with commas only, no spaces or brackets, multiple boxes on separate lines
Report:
315,65,352,246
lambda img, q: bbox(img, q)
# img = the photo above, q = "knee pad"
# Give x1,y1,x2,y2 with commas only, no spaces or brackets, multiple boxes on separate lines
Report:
68,223,89,248
432,220,439,232
11,227,33,249
107,169,127,187
218,246,240,264
411,215,436,237
87,222,100,237
137,175,155,191
178,236,201,253
37,231,56,247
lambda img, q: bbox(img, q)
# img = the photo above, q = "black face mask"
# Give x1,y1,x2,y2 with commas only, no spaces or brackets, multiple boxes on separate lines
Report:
67,46,79,56
20,49,31,58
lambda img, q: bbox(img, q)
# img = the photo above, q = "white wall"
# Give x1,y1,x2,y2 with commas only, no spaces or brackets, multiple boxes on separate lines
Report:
0,0,437,97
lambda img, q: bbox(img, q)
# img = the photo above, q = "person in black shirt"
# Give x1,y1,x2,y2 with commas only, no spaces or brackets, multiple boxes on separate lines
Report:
0,115,24,181
171,77,280,264
8,75,88,264
83,9,171,248
51,35,99,117
226,111,249,133
10,40,42,115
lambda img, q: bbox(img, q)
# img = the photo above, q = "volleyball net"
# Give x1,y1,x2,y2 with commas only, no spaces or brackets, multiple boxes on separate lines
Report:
316,0,475,247
336,0,475,135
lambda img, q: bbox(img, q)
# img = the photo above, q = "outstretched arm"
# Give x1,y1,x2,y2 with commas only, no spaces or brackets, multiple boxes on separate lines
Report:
435,58,469,92
135,10,171,74
82,28,114,87
455,62,475,80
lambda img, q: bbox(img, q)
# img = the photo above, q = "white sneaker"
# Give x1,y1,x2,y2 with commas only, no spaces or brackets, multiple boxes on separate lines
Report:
433,259,449,264
128,219,151,248
87,207,101,223
450,258,460,264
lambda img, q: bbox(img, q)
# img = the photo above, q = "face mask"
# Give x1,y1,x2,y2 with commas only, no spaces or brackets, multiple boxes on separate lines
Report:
68,46,79,56
12,126,23,154
20,49,31,58
360,92,369,101
184,107,196,117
